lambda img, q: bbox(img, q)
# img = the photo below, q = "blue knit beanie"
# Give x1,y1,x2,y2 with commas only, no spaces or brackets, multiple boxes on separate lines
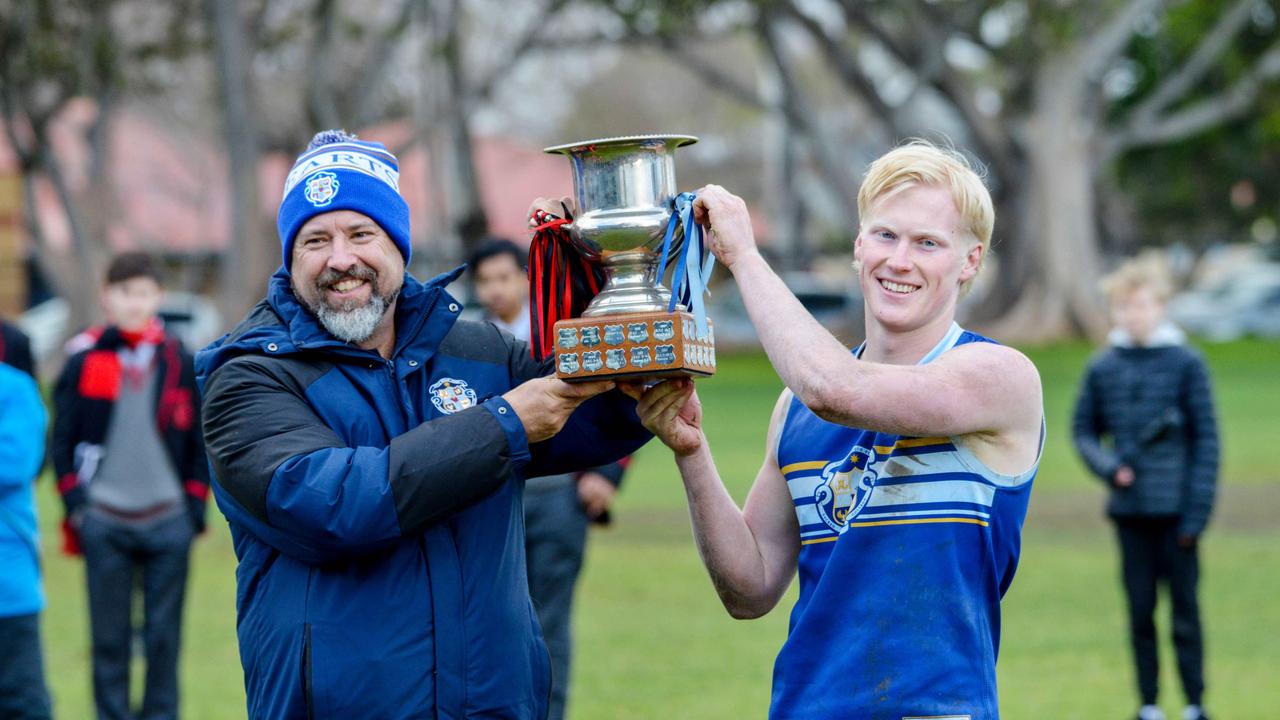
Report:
277,130,411,269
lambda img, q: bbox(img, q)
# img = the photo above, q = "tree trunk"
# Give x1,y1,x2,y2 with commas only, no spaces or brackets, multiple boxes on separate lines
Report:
433,0,487,263
979,55,1109,342
209,0,273,322
758,44,808,267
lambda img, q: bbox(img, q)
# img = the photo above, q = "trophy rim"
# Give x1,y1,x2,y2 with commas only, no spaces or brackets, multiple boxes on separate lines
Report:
543,134,699,155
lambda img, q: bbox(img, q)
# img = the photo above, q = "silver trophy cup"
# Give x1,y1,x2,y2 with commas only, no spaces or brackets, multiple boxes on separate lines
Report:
543,134,698,317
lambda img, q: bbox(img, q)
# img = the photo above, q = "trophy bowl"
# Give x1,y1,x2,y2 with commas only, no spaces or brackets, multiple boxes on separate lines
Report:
544,134,698,317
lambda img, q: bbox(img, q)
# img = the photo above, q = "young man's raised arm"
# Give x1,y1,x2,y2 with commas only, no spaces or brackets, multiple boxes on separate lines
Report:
632,381,799,618
694,186,1042,446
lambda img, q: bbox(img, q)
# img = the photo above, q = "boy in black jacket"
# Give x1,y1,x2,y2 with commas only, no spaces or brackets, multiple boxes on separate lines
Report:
1073,257,1219,720
52,252,209,720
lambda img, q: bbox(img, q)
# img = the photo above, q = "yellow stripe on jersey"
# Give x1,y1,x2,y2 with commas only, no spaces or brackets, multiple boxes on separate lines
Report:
779,460,828,476
799,516,989,543
849,517,988,529
781,438,953,476
893,437,953,449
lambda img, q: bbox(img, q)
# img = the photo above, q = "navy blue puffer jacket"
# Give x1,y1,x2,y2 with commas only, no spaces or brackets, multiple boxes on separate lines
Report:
1071,324,1219,537
197,266,649,719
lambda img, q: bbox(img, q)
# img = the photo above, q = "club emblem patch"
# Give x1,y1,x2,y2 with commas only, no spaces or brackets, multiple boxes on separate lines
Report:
429,377,477,414
304,170,340,207
814,445,878,532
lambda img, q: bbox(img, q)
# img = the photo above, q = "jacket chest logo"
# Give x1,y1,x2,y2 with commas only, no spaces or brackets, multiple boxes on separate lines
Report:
430,377,477,414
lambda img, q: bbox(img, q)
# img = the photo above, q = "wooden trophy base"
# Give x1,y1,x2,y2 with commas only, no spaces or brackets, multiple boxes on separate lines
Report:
552,310,716,382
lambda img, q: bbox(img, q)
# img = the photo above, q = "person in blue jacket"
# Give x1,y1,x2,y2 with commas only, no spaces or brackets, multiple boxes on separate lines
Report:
0,362,53,719
197,130,650,720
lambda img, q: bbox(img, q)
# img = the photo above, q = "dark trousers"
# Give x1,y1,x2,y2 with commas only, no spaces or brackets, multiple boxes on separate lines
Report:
80,510,193,720
524,479,589,720
1115,516,1205,707
0,612,53,720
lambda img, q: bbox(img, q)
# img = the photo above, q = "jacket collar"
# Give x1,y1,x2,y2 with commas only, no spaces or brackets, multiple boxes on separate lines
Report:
1108,321,1186,349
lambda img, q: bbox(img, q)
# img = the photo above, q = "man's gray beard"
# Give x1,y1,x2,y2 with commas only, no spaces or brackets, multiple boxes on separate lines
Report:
311,293,391,344
296,268,402,344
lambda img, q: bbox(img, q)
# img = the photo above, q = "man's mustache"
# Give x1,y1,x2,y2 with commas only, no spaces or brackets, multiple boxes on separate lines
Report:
315,265,377,291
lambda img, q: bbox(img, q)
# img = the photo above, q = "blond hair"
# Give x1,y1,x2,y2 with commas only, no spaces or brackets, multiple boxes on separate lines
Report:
1100,253,1174,304
856,140,995,293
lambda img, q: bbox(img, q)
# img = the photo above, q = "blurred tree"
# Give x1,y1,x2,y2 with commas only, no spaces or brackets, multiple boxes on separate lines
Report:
573,0,1280,339
0,0,124,333
1111,0,1280,256
208,0,274,321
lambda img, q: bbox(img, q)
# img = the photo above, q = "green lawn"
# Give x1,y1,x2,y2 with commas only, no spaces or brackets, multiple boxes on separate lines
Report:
34,339,1280,718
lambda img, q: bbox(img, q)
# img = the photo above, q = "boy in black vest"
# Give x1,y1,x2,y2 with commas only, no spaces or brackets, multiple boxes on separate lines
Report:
53,252,209,720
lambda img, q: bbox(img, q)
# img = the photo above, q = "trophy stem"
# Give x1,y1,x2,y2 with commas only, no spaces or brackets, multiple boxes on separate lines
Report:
581,251,672,317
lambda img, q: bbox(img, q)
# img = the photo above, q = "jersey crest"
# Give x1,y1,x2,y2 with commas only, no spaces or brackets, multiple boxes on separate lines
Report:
430,377,477,414
813,444,878,532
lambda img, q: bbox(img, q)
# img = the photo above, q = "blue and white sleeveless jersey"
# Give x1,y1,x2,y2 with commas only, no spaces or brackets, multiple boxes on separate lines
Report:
770,324,1038,720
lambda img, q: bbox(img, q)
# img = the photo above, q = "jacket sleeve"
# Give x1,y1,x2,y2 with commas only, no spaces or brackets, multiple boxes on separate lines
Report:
1072,360,1121,483
201,357,531,564
1177,353,1219,537
178,351,212,534
50,354,87,518
584,460,627,488
503,334,652,478
0,369,45,489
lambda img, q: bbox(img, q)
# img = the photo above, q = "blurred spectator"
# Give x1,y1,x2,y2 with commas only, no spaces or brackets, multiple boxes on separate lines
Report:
470,238,628,720
51,251,209,720
0,362,52,719
0,318,35,378
1072,257,1219,720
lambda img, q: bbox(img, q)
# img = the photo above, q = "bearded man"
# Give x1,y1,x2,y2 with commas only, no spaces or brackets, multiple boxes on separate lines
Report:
197,130,649,719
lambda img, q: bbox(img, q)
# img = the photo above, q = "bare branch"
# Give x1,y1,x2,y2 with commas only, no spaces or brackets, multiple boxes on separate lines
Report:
659,36,765,110
757,9,860,201
778,1,900,128
1107,39,1280,154
1123,0,1259,124
835,1,1017,180
305,0,342,130
917,0,1001,54
348,0,418,127
469,0,572,105
1077,0,1168,78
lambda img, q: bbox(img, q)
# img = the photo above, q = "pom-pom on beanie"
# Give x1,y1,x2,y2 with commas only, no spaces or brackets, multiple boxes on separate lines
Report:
277,129,411,269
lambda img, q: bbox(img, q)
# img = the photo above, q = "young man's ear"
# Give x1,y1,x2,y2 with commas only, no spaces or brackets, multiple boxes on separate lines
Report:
958,238,984,284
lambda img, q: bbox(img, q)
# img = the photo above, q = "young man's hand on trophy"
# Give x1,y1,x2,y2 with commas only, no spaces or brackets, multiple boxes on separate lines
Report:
693,184,760,271
618,377,703,457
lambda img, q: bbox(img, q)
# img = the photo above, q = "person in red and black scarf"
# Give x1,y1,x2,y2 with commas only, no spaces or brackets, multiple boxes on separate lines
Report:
51,252,209,720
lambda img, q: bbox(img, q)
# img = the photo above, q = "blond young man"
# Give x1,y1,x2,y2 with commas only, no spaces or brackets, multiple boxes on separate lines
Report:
1073,258,1217,720
628,142,1044,718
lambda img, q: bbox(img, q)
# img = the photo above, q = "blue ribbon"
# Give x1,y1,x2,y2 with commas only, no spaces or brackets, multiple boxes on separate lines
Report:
658,191,716,340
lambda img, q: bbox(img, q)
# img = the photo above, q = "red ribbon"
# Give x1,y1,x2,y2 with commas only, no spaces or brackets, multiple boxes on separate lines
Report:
527,209,604,361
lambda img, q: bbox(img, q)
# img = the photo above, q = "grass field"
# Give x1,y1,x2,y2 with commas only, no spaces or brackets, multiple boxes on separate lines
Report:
33,339,1280,719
